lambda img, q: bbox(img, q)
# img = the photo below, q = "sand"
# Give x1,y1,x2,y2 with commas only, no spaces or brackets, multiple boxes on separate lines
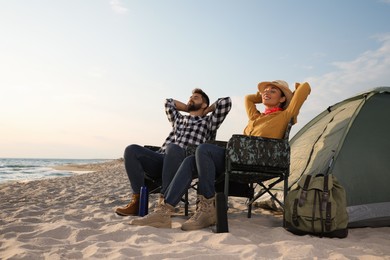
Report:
1,159,389,259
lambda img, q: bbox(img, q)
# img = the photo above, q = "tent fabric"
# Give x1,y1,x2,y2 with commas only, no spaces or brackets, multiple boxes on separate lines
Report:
287,87,390,227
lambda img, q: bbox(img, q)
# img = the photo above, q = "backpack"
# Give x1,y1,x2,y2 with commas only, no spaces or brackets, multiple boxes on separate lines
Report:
284,157,349,238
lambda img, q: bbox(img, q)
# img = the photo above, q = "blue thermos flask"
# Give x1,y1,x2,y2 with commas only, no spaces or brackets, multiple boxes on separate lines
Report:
138,186,149,217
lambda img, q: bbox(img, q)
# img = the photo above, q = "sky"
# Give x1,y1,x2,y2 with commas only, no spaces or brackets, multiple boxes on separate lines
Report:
1,0,390,159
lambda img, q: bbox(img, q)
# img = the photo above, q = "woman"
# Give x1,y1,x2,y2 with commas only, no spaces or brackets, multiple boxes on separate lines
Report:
130,80,311,230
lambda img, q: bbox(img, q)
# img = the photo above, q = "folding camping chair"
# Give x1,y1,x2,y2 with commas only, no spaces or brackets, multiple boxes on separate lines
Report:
223,119,293,220
143,140,250,216
143,144,197,216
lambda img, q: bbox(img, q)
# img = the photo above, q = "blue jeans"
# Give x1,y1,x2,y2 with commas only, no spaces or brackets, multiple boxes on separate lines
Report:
123,143,186,194
164,143,226,206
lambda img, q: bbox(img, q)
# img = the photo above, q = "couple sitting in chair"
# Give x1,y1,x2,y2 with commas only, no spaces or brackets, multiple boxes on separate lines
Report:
115,81,311,230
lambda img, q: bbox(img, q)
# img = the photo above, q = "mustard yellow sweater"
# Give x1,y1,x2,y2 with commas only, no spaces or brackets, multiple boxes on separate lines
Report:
243,82,311,139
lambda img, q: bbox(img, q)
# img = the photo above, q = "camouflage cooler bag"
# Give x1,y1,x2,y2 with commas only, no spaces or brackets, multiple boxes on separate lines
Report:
225,134,290,183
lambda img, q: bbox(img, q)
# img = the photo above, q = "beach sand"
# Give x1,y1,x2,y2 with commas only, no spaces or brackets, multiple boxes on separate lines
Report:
1,159,389,259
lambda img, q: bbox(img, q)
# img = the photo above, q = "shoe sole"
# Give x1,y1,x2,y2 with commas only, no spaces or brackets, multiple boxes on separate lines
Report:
130,219,172,228
115,210,138,216
181,221,216,231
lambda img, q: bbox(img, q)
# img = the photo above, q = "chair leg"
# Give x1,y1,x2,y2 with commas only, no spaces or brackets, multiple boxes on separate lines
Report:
249,176,284,208
283,171,289,227
184,190,189,216
224,171,230,209
247,182,254,218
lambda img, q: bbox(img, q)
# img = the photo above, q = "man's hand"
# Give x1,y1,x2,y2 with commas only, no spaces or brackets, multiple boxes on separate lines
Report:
173,100,189,112
203,102,216,116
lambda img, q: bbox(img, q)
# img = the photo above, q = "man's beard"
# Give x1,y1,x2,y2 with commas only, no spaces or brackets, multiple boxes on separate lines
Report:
187,102,203,112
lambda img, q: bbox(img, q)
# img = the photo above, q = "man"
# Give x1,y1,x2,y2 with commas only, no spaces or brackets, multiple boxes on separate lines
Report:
116,88,231,216
130,80,311,230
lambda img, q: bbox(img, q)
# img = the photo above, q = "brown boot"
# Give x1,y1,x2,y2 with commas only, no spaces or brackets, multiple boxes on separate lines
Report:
115,194,140,216
158,194,164,205
181,195,216,231
130,202,174,228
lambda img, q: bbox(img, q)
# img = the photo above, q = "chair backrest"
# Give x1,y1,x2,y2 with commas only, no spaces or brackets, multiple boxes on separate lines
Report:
283,118,294,140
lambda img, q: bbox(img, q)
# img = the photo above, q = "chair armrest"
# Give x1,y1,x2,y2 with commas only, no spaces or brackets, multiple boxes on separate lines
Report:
226,134,290,169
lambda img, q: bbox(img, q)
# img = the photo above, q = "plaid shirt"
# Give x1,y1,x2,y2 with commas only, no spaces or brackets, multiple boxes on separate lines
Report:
159,97,232,153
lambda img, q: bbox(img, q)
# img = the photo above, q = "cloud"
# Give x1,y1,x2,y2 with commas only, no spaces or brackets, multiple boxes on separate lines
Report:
286,33,390,136
110,0,128,14
304,33,390,110
222,33,390,139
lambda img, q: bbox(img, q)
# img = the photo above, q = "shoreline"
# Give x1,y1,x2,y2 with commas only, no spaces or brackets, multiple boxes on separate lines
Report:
50,159,122,172
0,159,123,186
1,160,389,259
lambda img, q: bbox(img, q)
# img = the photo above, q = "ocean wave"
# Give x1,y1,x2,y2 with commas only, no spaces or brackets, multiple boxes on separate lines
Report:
0,158,109,183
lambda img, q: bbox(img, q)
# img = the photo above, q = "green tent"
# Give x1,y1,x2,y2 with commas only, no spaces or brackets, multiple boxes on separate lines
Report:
288,87,390,227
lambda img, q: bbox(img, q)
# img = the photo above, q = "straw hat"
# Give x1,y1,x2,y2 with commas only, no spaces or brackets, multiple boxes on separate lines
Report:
257,80,293,109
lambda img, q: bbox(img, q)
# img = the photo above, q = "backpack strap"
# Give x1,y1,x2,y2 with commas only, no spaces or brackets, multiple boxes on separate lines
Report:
318,190,325,237
292,198,300,227
311,190,318,234
322,174,329,211
298,175,312,207
325,199,332,232
323,154,335,232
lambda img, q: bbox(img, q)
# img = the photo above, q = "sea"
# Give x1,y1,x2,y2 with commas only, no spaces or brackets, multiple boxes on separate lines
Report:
0,158,110,184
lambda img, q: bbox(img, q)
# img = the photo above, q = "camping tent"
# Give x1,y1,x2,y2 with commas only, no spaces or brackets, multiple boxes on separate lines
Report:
288,87,390,228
